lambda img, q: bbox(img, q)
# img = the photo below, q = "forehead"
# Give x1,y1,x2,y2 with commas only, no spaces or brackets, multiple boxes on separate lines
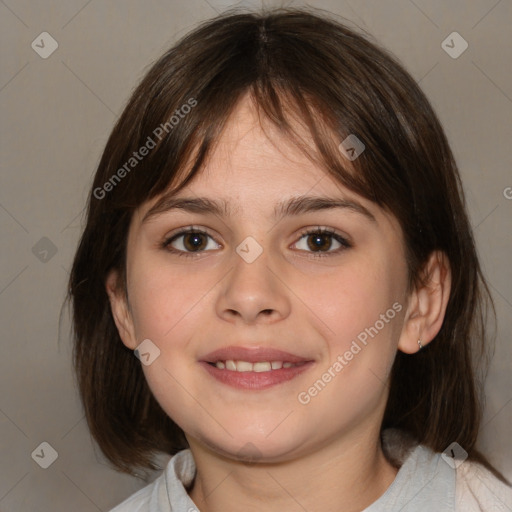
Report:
131,92,405,239
147,94,353,213
128,93,404,250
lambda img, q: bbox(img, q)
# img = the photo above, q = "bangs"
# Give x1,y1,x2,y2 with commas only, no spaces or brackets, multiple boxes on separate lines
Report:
134,87,372,205
98,10,421,221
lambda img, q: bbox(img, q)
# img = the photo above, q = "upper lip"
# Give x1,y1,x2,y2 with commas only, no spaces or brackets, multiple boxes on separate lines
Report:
201,346,312,364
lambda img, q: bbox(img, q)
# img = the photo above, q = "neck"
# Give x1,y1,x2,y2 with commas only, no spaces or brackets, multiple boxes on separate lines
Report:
187,426,398,512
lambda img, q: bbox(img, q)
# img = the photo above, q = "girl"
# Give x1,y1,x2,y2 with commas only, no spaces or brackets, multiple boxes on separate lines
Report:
68,8,511,511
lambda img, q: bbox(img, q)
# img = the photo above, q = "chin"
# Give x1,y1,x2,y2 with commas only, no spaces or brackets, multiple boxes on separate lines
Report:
189,424,310,464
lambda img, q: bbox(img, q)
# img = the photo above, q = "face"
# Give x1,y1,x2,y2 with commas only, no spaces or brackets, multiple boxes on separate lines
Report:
111,95,411,463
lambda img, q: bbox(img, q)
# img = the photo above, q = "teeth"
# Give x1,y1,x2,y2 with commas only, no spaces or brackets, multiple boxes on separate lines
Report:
236,361,253,372
253,362,271,372
214,360,301,372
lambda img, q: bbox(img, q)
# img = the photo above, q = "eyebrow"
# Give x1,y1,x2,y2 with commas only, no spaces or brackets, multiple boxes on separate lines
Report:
142,194,376,224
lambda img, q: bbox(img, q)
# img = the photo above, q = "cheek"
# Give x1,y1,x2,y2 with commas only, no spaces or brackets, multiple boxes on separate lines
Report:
127,253,215,341
140,357,206,440
294,263,403,429
321,257,405,394
296,253,404,350
127,256,211,432
125,253,221,426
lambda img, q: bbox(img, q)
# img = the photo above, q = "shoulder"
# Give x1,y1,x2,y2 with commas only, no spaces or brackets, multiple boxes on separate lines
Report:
108,481,156,512
455,459,512,511
108,449,196,512
381,429,511,511
110,473,165,512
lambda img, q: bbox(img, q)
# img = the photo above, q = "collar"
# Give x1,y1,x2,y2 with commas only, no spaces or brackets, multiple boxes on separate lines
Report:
157,429,455,511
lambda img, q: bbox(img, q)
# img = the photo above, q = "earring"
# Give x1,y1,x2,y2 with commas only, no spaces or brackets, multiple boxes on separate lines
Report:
417,339,423,350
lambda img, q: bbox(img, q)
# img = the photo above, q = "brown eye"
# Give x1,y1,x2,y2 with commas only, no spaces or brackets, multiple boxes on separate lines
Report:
307,233,334,251
164,229,220,254
182,232,208,251
293,228,351,255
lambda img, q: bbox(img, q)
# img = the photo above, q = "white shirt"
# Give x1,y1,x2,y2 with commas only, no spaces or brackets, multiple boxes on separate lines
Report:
110,430,512,511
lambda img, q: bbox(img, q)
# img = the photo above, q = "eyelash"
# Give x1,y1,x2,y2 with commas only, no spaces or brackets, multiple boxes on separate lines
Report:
296,227,352,258
161,226,352,259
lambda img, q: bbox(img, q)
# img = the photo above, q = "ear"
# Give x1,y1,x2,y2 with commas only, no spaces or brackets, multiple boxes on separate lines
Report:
105,269,137,350
398,251,451,354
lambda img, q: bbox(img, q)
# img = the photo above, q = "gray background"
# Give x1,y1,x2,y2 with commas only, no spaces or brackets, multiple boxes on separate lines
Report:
1,0,511,510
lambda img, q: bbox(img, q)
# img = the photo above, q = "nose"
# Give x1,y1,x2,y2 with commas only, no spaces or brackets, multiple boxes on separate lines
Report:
215,248,291,325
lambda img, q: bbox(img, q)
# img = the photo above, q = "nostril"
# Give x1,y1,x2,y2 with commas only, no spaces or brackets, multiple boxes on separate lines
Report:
261,309,273,315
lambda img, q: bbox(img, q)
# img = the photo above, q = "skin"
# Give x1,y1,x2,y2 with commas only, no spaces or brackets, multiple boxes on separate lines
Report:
107,93,451,512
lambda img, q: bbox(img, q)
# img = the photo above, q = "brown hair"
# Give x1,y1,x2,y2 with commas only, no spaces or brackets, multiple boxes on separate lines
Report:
68,7,504,479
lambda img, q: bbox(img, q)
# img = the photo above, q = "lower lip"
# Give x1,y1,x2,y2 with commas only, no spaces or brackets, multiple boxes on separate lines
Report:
200,361,314,390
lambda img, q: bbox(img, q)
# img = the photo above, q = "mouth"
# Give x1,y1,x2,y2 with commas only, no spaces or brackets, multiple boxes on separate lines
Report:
200,346,314,390
207,360,307,372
